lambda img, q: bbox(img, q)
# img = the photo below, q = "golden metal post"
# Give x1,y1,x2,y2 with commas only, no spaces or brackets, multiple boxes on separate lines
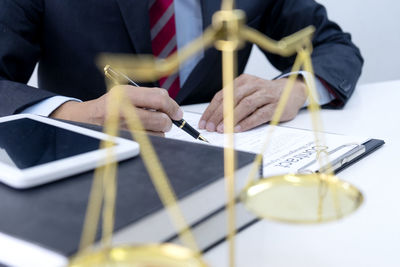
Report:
212,8,247,267
222,49,237,267
221,0,235,11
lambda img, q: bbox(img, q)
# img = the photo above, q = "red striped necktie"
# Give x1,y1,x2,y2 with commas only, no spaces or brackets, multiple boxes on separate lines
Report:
149,0,181,99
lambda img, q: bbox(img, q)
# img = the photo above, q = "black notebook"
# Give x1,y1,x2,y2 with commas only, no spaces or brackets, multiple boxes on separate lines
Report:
0,122,259,266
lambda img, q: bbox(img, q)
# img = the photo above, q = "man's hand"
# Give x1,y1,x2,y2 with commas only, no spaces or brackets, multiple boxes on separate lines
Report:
199,74,307,133
50,86,183,134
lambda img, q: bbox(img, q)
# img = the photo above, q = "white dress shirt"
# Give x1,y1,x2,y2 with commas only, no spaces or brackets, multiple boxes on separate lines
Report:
21,0,333,116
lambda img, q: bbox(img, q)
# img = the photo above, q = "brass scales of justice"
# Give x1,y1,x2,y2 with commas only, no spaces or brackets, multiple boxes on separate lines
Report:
69,0,363,266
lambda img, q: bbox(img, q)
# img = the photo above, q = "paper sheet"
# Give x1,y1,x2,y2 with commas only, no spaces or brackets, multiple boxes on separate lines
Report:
166,112,368,176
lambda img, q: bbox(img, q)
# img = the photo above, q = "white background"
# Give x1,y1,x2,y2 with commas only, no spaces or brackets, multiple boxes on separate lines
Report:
244,0,400,84
28,0,400,87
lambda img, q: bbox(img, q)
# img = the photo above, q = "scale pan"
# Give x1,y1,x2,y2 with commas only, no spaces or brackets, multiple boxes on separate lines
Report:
240,173,363,223
69,243,208,267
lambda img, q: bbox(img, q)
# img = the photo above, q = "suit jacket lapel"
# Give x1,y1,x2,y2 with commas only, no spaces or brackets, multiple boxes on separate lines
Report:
115,0,221,102
115,0,159,87
175,0,221,103
115,0,153,55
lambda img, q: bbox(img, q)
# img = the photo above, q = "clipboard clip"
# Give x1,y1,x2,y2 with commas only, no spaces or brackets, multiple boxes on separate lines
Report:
298,143,366,174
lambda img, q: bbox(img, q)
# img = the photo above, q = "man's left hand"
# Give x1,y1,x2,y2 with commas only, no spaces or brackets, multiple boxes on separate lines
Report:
198,74,307,133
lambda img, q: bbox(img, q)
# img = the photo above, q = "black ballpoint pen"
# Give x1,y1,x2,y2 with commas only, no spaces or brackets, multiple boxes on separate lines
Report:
104,65,209,143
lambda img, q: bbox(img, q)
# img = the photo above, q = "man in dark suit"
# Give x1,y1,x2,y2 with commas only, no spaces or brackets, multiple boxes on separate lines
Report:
0,0,363,134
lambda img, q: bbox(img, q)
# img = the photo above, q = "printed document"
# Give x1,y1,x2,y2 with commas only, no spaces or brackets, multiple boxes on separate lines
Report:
166,111,369,176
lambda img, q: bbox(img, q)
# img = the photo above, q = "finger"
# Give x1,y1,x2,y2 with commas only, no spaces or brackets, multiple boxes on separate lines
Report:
232,74,259,105
204,97,224,132
232,90,273,128
236,104,275,132
200,74,259,131
199,90,223,130
123,86,183,121
123,108,172,133
213,80,259,133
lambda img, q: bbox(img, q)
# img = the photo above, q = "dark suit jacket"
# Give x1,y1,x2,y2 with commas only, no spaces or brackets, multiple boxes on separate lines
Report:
0,0,363,116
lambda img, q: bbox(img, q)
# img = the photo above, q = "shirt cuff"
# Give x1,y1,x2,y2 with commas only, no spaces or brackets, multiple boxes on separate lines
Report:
278,71,335,107
20,96,82,117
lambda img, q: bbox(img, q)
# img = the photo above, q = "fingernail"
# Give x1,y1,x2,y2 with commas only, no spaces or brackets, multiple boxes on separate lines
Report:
217,123,224,133
199,120,206,129
234,125,242,132
175,108,183,120
206,122,216,132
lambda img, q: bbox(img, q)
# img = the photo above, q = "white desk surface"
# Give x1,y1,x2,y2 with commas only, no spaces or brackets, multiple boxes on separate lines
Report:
184,80,400,267
2,80,398,267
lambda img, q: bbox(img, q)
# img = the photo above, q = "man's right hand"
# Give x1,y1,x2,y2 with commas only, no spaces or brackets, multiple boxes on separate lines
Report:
50,85,183,134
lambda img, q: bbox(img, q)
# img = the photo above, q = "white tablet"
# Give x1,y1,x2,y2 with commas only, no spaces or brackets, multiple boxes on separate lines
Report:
0,114,140,189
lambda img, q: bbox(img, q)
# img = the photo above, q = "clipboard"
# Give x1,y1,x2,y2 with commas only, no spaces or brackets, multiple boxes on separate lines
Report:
298,139,385,174
333,139,385,174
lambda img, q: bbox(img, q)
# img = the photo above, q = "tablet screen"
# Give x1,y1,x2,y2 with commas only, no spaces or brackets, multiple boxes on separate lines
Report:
0,118,102,169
